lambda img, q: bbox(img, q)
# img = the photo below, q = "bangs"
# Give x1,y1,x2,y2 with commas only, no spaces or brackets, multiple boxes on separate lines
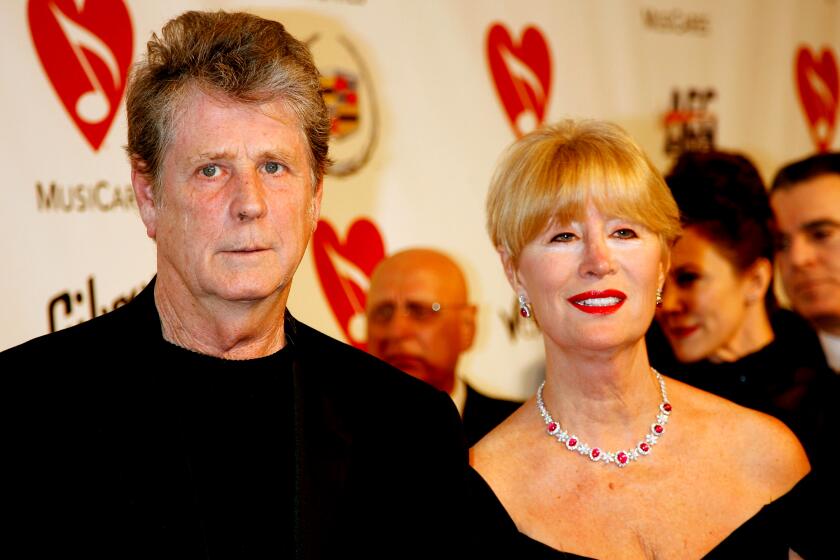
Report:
487,119,681,262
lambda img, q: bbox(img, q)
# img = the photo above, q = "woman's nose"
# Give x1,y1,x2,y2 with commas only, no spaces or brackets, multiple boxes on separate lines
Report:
579,235,616,277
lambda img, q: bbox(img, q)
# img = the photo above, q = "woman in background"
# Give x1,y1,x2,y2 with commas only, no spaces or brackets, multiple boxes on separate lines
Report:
469,121,812,558
653,151,833,468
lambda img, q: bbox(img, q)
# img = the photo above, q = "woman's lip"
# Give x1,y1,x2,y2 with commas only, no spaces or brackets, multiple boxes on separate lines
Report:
567,290,626,315
668,325,700,339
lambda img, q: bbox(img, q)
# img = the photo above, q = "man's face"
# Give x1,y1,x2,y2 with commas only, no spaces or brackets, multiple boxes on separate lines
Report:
365,255,475,393
771,174,840,333
136,88,321,308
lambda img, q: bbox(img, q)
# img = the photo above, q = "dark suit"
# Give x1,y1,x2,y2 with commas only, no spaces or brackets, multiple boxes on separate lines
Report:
1,279,468,559
462,385,521,446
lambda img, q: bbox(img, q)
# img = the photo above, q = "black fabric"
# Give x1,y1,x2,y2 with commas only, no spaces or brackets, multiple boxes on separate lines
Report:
466,467,827,559
648,310,840,501
1,278,469,559
462,385,521,446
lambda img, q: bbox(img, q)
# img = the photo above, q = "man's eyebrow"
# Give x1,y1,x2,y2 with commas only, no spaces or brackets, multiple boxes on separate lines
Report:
802,219,840,232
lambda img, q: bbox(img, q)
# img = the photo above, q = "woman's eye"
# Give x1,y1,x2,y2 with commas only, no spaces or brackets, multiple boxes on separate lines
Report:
613,228,637,239
200,164,219,178
551,232,576,242
675,271,700,286
264,161,284,174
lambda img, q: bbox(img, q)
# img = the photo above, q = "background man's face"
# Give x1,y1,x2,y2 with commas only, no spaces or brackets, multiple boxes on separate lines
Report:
366,256,474,393
771,174,840,332
139,88,321,307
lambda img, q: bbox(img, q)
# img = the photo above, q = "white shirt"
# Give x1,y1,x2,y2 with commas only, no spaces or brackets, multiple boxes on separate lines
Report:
449,376,467,417
818,330,840,373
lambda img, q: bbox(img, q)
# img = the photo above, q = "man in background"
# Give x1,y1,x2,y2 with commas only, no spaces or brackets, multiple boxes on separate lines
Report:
366,248,520,445
771,152,840,373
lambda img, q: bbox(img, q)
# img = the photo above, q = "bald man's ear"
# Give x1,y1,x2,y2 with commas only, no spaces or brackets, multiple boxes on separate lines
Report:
458,304,477,352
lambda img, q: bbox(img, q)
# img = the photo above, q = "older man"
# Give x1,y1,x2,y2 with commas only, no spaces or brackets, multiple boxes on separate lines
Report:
771,153,840,373
1,12,465,557
366,248,520,445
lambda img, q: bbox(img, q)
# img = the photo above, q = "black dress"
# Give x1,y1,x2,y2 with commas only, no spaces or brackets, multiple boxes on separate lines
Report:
466,467,827,559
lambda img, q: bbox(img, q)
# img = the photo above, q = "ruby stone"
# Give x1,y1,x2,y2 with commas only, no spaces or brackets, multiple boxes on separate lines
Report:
547,422,557,433
654,424,664,434
519,307,529,318
591,448,600,458
639,442,650,452
616,452,628,464
568,438,577,447
663,403,672,412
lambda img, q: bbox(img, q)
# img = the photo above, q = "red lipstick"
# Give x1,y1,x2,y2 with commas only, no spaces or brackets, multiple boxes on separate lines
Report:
567,290,626,315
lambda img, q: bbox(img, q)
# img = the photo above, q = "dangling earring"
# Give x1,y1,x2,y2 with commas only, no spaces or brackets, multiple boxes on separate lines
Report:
656,287,663,307
518,294,531,318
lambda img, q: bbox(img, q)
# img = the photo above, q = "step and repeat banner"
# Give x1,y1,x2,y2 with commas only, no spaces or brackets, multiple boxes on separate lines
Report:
1,0,838,398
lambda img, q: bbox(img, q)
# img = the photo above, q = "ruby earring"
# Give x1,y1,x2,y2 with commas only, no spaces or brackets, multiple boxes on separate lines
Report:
518,294,531,318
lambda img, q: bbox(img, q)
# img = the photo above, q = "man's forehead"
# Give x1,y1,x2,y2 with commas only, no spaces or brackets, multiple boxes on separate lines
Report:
772,174,840,225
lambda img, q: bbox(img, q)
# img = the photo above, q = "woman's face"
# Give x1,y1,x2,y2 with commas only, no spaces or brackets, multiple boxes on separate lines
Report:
506,201,665,356
656,226,754,363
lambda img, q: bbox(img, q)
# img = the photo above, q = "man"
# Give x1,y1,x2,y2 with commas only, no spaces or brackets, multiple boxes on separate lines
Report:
771,152,840,373
1,12,466,558
366,248,520,446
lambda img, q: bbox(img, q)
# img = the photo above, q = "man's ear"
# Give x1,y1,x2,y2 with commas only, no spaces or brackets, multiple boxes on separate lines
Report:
131,166,158,240
458,304,478,352
310,178,324,233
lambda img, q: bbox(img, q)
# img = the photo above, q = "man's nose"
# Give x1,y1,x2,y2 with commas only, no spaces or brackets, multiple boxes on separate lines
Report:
230,168,267,222
788,234,818,268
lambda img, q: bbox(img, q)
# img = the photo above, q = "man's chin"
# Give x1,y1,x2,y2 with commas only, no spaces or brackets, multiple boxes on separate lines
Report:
384,356,430,379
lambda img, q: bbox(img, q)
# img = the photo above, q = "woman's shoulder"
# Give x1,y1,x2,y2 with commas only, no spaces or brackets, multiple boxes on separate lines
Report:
668,375,810,493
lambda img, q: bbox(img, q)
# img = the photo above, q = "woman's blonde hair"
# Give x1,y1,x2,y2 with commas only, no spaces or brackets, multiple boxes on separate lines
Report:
487,119,681,263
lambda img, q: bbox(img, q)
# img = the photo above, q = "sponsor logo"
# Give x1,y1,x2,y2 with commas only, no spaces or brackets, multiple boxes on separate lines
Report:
47,275,148,332
35,180,136,212
641,7,710,35
312,218,385,349
663,87,717,157
28,0,133,151
307,32,378,176
486,23,551,138
795,46,838,152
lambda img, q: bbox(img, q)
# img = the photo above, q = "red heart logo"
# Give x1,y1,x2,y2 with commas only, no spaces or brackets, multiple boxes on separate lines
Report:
795,46,839,152
486,23,552,138
312,218,386,349
28,0,133,151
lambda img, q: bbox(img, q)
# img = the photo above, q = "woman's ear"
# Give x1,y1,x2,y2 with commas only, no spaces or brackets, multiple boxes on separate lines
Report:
743,257,773,305
498,246,524,295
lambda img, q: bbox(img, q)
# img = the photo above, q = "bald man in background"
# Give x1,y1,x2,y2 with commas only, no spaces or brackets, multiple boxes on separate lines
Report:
366,248,520,445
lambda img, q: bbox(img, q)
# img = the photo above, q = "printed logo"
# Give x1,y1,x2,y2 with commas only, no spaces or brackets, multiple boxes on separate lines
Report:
795,46,838,152
308,32,379,176
663,87,717,157
312,218,386,349
486,23,551,138
48,275,148,332
28,0,133,151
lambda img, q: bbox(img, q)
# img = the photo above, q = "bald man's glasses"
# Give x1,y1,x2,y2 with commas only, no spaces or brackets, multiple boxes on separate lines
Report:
367,301,467,326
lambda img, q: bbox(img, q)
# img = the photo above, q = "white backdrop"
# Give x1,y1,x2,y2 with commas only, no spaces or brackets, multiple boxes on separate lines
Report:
2,0,838,399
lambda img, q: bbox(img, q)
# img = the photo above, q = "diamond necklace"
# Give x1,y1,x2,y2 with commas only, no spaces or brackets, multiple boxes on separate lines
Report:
536,368,672,468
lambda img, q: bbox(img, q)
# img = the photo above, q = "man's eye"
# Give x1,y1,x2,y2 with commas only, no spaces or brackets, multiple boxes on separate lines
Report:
200,164,219,178
264,162,284,174
810,226,838,242
613,229,637,239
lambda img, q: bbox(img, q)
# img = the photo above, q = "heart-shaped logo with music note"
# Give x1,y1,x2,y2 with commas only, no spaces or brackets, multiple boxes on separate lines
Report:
795,46,839,152
28,0,133,151
486,23,551,138
312,218,386,349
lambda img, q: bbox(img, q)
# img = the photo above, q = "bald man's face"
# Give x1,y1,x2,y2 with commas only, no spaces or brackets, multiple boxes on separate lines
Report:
365,257,475,394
